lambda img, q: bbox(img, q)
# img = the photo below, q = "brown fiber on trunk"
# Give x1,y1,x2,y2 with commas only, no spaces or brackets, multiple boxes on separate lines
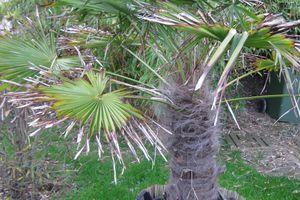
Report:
161,85,221,200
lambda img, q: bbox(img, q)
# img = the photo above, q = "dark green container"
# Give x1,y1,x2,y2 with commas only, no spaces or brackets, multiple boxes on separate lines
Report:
266,69,300,123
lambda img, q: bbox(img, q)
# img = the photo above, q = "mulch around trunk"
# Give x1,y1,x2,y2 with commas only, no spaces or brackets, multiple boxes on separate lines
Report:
222,109,300,180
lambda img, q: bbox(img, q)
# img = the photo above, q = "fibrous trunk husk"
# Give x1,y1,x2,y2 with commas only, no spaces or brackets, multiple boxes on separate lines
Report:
161,85,221,200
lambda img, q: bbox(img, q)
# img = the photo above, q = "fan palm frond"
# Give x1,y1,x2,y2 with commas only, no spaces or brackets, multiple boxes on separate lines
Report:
137,1,300,50
137,0,300,119
41,71,143,134
4,70,168,183
57,0,133,15
137,2,300,70
0,36,80,87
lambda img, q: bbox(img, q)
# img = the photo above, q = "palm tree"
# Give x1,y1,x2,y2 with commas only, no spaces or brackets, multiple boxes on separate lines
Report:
1,1,300,200
136,1,300,199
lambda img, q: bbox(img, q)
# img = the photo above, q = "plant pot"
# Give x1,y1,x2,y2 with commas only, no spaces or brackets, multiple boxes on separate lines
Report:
266,70,300,123
136,185,166,200
137,185,246,200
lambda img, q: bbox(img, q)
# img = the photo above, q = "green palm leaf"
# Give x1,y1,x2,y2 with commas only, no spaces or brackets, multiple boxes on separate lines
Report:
4,70,168,184
0,36,80,85
41,71,143,136
57,0,132,15
138,1,300,84
137,0,300,120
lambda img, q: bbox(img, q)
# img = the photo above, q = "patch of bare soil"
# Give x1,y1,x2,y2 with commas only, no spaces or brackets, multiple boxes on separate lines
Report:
222,109,300,180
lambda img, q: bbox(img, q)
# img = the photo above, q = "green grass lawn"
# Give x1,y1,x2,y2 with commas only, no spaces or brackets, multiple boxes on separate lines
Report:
219,152,300,200
2,128,300,200
54,155,168,200
52,148,300,200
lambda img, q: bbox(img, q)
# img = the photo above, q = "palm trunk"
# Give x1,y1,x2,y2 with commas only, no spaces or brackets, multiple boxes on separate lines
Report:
12,108,30,199
163,86,220,200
